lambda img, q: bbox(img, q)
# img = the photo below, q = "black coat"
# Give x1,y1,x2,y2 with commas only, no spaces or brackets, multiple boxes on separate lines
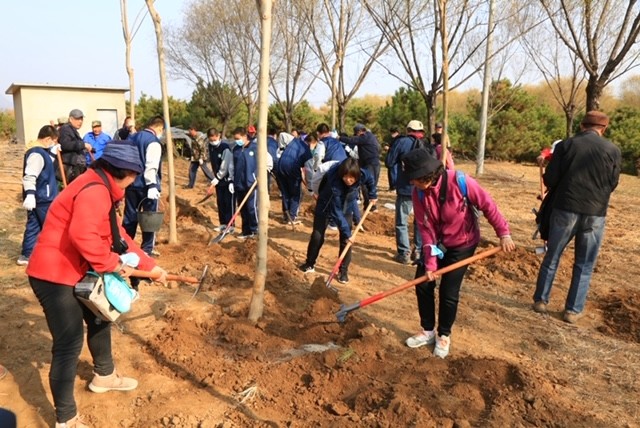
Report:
544,129,621,217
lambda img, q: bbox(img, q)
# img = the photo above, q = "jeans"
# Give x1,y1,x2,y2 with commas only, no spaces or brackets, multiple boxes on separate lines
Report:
21,203,51,257
187,161,215,188
29,277,114,423
306,210,353,273
395,194,422,256
534,208,606,313
414,245,477,336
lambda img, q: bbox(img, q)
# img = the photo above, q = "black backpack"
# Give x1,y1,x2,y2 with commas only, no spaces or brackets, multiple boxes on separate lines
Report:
408,135,436,159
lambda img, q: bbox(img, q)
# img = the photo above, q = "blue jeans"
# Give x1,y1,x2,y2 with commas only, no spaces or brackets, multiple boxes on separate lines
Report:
395,194,422,256
188,161,215,188
534,208,606,313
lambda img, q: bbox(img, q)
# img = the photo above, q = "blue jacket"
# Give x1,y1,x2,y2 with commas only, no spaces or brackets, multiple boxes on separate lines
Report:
321,136,347,163
23,147,58,204
131,129,162,190
83,131,111,163
277,138,312,178
316,160,377,239
267,136,279,169
209,141,232,180
386,135,432,196
340,131,380,167
233,141,259,192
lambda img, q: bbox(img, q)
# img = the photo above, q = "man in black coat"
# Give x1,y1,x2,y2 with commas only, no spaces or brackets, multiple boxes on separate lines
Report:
58,109,92,183
533,111,621,323
339,123,380,211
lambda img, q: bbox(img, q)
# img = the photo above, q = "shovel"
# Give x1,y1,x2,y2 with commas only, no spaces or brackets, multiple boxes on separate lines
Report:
130,264,209,300
325,202,374,292
197,184,216,204
209,179,259,245
56,151,67,188
335,247,502,323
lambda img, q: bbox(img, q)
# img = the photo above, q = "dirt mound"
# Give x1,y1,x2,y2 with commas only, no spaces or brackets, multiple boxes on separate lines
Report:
361,209,395,236
597,289,640,343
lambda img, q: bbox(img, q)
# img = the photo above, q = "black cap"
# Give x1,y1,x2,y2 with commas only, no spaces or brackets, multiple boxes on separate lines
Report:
401,149,442,180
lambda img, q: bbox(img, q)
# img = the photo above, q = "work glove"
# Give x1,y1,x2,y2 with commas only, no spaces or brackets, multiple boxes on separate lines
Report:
199,159,204,165
330,129,339,139
228,182,234,194
147,187,160,200
23,194,36,211
119,252,140,268
210,177,219,187
49,144,61,156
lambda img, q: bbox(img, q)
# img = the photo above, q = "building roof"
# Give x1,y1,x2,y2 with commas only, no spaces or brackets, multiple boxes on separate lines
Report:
5,82,130,95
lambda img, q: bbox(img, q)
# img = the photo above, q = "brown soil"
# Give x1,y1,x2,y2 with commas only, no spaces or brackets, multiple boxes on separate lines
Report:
1,146,639,427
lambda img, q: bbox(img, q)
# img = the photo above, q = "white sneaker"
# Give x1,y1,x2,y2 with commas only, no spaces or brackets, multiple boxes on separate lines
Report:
405,330,436,348
433,335,450,358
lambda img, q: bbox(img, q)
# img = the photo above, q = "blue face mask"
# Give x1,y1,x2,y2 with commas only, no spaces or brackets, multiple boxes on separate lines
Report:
235,139,244,147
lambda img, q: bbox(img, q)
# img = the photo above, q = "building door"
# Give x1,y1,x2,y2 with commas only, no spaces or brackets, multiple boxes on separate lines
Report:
97,109,119,139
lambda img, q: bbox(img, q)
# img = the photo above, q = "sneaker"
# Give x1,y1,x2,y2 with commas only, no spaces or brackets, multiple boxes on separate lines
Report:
289,218,302,225
16,255,29,266
337,271,349,284
327,224,338,231
410,248,421,262
55,413,90,428
89,369,138,393
533,301,547,313
216,225,226,232
148,249,161,257
393,253,411,265
406,330,436,348
563,310,583,324
433,335,451,359
370,205,378,213
238,233,256,240
299,263,315,273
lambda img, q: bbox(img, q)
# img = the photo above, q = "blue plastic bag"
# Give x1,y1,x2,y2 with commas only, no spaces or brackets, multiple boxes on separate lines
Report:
103,273,138,313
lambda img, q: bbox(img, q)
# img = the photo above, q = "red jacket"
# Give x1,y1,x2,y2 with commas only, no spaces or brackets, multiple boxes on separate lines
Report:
412,170,511,272
27,169,156,286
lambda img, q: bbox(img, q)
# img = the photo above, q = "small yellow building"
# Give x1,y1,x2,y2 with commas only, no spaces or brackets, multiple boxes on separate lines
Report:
5,83,128,145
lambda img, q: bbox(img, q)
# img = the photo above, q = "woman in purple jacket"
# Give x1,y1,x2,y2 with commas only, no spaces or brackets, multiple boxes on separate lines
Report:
402,149,515,358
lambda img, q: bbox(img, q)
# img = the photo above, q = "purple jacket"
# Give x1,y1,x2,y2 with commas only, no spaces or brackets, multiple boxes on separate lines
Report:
412,170,510,272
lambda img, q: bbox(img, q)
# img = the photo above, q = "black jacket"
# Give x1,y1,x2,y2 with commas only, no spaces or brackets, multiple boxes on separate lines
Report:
339,131,380,167
58,123,87,167
544,129,621,217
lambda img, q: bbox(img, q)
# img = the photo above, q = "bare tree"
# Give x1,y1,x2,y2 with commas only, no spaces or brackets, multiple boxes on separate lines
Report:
269,0,319,132
119,1,150,123
538,0,640,111
146,0,177,244
165,0,260,125
249,0,275,322
438,0,451,166
301,0,387,131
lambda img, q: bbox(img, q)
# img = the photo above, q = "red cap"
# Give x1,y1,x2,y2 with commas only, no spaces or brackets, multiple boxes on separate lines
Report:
247,125,257,134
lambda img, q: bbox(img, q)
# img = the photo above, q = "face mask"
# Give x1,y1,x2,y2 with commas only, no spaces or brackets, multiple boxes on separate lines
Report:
235,139,244,147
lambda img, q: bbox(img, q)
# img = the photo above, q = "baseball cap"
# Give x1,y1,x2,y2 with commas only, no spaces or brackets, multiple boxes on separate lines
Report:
435,122,443,129
406,120,424,131
69,109,84,119
91,120,102,127
57,116,68,125
247,125,257,134
353,123,366,133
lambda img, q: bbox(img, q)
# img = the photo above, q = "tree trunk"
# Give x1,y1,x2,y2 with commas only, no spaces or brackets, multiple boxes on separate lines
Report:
476,0,494,176
120,0,135,122
439,0,450,168
585,75,603,111
146,0,177,244
248,0,274,322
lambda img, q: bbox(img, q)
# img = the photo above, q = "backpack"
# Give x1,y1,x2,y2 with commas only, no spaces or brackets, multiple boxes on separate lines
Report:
408,135,436,159
432,170,479,218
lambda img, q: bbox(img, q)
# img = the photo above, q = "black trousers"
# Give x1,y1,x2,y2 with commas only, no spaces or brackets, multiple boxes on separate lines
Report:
29,277,114,423
414,245,477,337
306,211,353,273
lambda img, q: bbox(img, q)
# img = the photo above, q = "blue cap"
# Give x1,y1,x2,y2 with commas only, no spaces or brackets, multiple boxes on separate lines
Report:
101,141,143,174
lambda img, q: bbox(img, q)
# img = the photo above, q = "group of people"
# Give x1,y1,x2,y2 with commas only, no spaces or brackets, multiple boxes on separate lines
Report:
18,109,621,427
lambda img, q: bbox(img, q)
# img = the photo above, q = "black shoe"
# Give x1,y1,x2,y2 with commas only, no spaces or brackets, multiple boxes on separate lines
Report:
370,205,378,213
299,263,315,273
337,271,349,284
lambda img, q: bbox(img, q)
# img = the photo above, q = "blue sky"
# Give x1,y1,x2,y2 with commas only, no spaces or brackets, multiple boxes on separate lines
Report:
0,0,402,111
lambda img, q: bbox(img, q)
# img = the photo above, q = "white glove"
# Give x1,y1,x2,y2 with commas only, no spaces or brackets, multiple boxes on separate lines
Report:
119,252,140,268
147,188,160,200
330,129,339,139
210,177,219,187
228,183,234,194
199,159,204,165
49,144,61,156
23,194,36,211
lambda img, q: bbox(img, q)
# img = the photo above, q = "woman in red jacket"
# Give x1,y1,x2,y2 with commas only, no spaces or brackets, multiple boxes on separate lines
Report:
27,141,168,428
401,149,515,359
